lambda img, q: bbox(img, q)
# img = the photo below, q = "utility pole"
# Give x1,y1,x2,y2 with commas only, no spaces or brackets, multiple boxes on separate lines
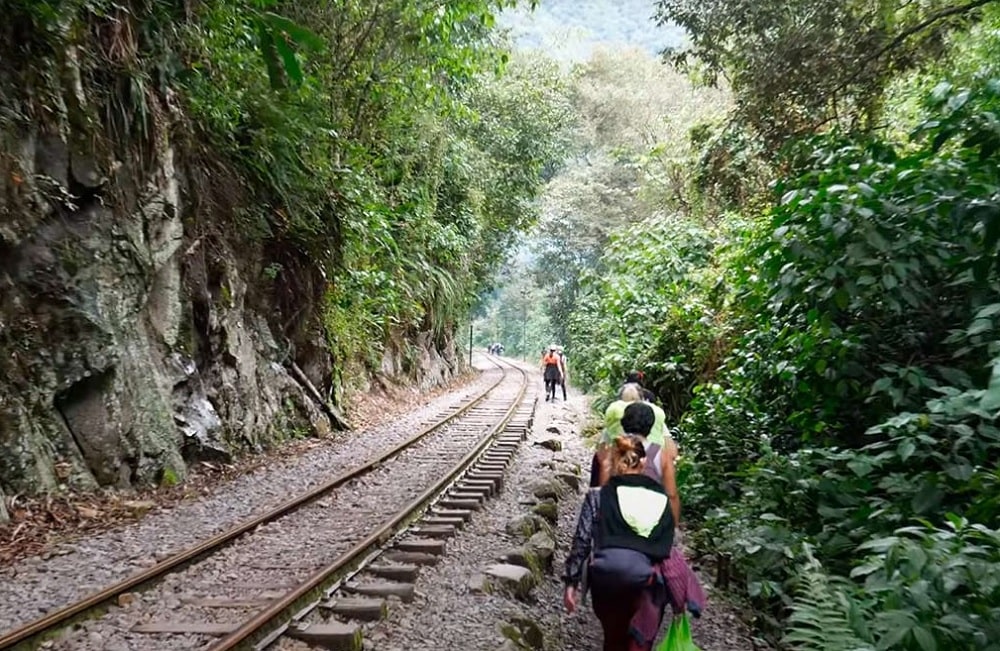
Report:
520,289,529,361
468,322,473,366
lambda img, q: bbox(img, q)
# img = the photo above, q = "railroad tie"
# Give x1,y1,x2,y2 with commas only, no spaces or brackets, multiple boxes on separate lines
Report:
429,507,474,521
411,524,458,539
319,597,388,622
344,581,416,603
287,622,362,651
455,482,492,497
366,563,421,582
460,476,498,491
447,490,486,503
383,551,441,566
437,497,482,510
421,515,466,528
178,596,276,608
466,472,504,490
131,622,239,636
394,538,447,555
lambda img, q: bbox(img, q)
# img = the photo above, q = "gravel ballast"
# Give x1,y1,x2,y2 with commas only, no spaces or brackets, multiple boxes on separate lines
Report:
353,366,764,651
0,358,502,637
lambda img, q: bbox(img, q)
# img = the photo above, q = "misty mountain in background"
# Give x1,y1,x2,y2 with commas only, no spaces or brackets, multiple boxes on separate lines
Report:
499,0,685,62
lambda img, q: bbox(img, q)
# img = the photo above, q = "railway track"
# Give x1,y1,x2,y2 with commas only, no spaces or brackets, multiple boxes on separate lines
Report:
0,354,535,651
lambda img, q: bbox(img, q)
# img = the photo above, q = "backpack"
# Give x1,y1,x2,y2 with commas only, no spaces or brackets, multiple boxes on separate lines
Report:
642,442,662,484
588,547,654,590
586,476,673,592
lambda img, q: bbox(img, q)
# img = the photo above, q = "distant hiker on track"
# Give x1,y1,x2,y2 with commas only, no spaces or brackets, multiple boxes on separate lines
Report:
541,345,563,402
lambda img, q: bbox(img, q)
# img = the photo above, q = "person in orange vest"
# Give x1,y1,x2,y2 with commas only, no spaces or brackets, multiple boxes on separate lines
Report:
541,345,563,401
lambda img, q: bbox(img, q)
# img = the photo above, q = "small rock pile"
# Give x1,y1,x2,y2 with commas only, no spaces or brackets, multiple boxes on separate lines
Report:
468,430,583,651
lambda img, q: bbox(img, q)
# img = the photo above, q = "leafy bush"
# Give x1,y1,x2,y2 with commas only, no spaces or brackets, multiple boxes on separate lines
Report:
566,213,726,421
567,74,1000,650
175,0,572,373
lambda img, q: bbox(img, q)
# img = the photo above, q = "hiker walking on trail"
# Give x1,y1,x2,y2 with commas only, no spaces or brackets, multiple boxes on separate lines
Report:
600,402,680,522
562,432,698,651
619,369,655,403
589,372,669,488
541,345,563,402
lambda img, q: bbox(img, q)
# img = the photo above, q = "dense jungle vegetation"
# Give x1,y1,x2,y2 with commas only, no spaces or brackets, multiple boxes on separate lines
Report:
6,0,1000,647
0,0,571,390
484,1,1000,649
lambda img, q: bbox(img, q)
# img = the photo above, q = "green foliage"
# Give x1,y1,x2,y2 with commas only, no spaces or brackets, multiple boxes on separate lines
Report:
529,48,729,348
174,0,568,372
671,78,1000,649
853,517,1000,650
566,213,726,421
473,259,555,360
655,0,996,145
784,548,875,651
559,51,1000,647
159,466,181,487
2,0,568,390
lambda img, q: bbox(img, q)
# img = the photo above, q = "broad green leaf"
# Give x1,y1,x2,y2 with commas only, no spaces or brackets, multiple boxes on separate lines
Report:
848,458,874,477
912,627,937,651
897,439,916,462
274,35,303,85
975,303,1000,319
911,483,943,514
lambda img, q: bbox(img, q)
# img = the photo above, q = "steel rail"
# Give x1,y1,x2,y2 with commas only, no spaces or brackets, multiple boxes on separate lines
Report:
0,354,510,651
207,358,529,651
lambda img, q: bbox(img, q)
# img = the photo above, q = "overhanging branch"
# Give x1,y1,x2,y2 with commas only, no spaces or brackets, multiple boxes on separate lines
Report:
872,0,1000,63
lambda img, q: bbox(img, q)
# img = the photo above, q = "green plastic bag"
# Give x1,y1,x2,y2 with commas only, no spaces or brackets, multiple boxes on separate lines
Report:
654,614,702,651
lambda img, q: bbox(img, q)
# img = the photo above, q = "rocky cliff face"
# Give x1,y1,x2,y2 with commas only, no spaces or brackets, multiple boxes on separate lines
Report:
0,56,463,509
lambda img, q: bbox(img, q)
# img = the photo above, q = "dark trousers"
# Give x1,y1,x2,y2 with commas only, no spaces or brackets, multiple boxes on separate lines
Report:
591,589,644,651
589,452,602,487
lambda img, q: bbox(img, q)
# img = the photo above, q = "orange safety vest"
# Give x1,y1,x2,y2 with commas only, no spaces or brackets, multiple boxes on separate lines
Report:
543,353,560,366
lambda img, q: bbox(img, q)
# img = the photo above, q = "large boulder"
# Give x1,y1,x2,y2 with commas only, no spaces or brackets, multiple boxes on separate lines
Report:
525,531,556,570
529,479,564,501
535,438,562,452
554,471,581,492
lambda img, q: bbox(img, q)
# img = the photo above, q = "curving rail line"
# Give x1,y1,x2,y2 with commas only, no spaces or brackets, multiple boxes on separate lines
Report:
210,355,530,650
0,354,527,651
